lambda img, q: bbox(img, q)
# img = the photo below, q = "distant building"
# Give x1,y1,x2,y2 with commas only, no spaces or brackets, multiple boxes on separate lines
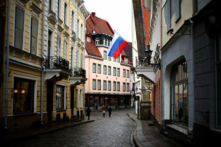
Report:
85,12,132,109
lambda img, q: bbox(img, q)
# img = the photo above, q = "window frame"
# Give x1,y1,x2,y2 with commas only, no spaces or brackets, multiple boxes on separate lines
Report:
108,81,111,91
117,82,120,91
93,79,96,90
103,80,107,90
103,65,107,75
113,81,116,91
127,70,129,78
14,6,25,50
104,50,107,60
123,69,126,77
93,63,96,73
123,82,126,92
127,83,129,92
108,66,111,75
117,68,120,77
98,80,101,90
113,67,116,76
98,64,101,74
30,16,38,55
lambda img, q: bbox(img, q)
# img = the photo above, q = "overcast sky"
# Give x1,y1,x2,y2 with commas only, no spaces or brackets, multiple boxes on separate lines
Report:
84,0,132,42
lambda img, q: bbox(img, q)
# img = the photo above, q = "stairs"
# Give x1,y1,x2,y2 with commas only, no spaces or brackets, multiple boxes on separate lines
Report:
70,116,82,122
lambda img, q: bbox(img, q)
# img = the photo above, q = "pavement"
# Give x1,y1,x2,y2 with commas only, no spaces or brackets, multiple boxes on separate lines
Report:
128,112,182,147
0,108,183,147
0,119,94,144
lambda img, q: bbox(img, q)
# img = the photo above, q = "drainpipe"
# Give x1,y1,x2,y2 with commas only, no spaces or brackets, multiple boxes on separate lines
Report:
41,0,46,125
5,0,11,130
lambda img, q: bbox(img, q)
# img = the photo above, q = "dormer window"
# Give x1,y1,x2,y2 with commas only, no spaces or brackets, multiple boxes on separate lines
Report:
95,38,100,45
87,37,91,43
103,38,105,45
124,58,128,64
106,39,108,46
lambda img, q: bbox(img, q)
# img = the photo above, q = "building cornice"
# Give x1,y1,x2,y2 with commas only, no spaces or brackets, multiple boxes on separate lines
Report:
85,55,103,61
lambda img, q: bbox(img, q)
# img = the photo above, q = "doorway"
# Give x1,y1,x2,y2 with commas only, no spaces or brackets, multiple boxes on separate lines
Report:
71,86,74,116
47,81,53,121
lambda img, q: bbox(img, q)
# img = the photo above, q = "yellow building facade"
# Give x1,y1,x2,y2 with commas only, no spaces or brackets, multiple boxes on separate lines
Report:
0,0,88,131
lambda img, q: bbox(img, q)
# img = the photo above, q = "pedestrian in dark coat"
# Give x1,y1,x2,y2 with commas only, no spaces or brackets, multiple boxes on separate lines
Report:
102,105,106,117
87,107,91,120
108,106,112,117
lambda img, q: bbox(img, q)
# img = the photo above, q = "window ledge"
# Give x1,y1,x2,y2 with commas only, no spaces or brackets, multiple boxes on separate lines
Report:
167,124,188,135
13,113,37,117
56,109,66,112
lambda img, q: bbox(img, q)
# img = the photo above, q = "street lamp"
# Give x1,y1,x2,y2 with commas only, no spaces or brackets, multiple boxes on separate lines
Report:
143,44,161,70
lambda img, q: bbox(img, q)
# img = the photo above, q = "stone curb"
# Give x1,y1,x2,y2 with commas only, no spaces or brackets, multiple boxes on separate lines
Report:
1,120,95,144
127,113,143,147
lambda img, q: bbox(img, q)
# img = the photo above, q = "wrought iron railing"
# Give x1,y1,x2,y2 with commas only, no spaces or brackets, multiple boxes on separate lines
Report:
45,56,70,71
72,68,86,78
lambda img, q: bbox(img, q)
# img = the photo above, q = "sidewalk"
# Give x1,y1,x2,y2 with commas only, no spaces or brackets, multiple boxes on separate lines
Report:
0,119,94,144
128,112,182,147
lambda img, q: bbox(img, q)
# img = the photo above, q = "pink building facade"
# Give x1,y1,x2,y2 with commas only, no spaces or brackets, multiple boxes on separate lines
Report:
85,13,132,109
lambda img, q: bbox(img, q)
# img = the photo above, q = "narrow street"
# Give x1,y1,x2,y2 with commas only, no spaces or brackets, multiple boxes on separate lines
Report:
7,108,135,147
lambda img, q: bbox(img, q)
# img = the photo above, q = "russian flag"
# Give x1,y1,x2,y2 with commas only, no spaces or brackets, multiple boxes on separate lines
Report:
107,32,128,59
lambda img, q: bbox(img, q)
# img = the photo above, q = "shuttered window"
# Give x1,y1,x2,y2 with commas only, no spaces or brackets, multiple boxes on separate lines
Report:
14,7,24,49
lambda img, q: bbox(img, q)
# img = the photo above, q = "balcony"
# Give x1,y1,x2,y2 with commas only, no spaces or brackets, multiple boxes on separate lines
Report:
44,56,71,81
70,68,87,86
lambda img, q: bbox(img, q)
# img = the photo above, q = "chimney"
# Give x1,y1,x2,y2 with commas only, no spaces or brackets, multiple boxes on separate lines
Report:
91,12,96,19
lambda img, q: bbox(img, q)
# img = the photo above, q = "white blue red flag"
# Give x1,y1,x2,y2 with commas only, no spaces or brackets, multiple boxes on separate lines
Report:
107,31,128,59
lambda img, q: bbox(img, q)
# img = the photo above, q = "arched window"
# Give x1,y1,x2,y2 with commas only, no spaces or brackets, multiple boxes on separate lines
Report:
170,59,188,127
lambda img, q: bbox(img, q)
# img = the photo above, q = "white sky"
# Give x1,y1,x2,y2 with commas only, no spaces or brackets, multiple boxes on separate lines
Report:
84,0,132,42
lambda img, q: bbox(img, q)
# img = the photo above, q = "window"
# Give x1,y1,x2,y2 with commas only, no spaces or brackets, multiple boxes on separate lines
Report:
56,85,64,110
117,82,120,91
64,3,68,25
13,78,35,114
30,17,38,55
103,38,106,45
93,79,96,90
14,7,24,49
123,83,126,92
103,50,107,60
113,67,116,76
81,54,83,68
127,70,129,78
108,56,111,61
87,37,91,43
63,41,67,59
49,0,52,10
108,81,111,91
117,56,120,63
95,38,99,45
75,89,78,108
81,24,83,40
103,65,107,75
71,11,74,31
93,63,96,73
71,47,74,69
108,66,111,75
113,57,116,62
127,83,129,92
123,69,126,77
106,39,108,46
77,19,79,38
170,60,188,127
76,50,79,69
113,81,116,91
117,68,120,76
176,0,181,21
58,0,62,18
57,36,61,56
103,80,107,90
98,80,101,90
124,58,128,63
98,64,101,74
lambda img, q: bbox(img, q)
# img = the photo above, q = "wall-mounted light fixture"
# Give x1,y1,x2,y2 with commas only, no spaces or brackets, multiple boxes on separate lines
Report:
143,44,161,70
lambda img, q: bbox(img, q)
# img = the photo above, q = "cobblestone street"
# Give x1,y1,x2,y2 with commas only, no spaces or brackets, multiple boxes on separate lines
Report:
7,108,135,147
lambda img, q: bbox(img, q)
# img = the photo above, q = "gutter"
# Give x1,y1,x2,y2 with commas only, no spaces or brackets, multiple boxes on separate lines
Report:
41,0,46,125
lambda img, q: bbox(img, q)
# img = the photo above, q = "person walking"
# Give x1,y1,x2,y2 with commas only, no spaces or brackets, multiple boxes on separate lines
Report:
102,105,106,117
86,107,91,120
108,106,112,117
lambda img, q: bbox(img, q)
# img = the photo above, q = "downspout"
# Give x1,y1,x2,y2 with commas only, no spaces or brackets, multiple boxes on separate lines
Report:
5,0,11,129
41,0,46,125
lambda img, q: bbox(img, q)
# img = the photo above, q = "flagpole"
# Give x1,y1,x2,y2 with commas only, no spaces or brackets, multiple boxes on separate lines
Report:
114,30,146,58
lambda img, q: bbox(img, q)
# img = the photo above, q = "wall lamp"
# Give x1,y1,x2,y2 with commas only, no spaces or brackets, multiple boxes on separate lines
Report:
144,44,161,70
